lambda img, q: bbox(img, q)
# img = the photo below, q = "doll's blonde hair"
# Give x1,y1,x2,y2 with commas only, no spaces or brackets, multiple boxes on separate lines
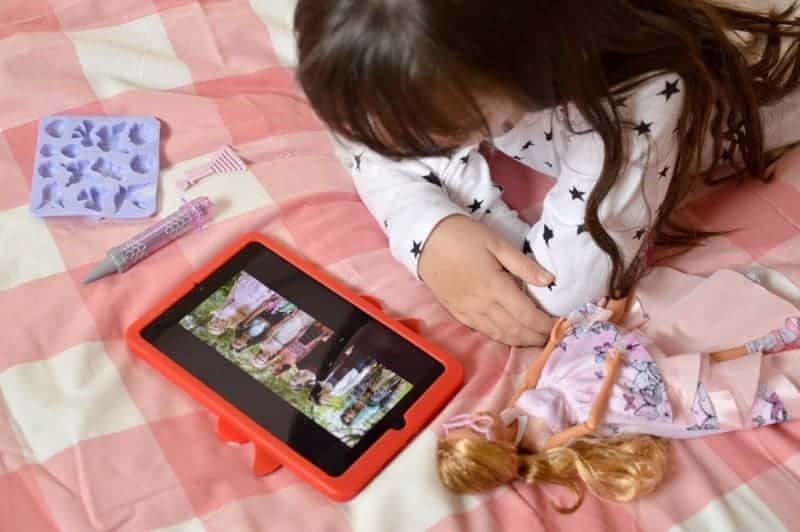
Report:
437,434,669,512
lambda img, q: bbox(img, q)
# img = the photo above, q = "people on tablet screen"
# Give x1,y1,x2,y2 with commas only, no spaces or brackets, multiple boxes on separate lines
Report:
206,272,273,336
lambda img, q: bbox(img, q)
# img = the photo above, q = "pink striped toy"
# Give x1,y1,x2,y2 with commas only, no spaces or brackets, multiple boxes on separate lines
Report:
178,145,246,190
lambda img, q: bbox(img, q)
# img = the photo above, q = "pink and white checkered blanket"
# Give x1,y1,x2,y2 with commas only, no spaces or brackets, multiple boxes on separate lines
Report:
2,1,800,530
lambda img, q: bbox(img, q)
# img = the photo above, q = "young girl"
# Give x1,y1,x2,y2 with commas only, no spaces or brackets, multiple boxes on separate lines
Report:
294,0,800,346
436,304,800,510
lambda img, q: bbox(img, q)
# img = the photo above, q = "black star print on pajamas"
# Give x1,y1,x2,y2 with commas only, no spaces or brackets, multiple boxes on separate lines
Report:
513,155,524,161
543,225,554,247
545,161,553,168
658,165,670,179
423,171,442,187
634,121,653,136
634,228,647,240
460,153,470,164
545,129,553,141
468,198,484,213
354,152,363,171
522,239,532,255
569,186,585,201
383,219,388,229
547,280,557,291
410,241,422,259
613,96,628,108
522,140,534,150
577,224,586,235
657,80,680,101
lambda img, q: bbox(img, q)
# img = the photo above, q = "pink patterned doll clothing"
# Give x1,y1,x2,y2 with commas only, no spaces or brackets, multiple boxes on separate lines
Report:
506,304,800,442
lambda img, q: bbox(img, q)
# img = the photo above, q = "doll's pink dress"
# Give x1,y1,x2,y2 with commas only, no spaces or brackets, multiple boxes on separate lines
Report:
504,304,799,441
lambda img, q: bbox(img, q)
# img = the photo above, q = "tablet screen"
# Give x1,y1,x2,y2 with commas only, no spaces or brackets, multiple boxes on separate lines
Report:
179,271,414,448
141,241,443,476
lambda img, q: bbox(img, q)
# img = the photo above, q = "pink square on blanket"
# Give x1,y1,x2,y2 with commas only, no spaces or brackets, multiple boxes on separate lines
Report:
177,207,291,269
201,485,352,532
702,420,800,482
150,412,300,515
278,193,392,267
425,321,508,400
0,467,59,531
37,426,195,532
100,89,230,166
161,1,279,82
155,0,230,8
0,135,30,210
48,0,157,31
687,180,800,260
633,438,746,531
0,272,99,372
747,453,800,528
77,243,192,341
193,68,323,146
0,0,60,40
48,216,163,271
0,32,97,131
250,150,353,203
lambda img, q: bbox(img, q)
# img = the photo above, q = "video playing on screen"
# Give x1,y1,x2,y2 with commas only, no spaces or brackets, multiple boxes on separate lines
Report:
179,271,413,447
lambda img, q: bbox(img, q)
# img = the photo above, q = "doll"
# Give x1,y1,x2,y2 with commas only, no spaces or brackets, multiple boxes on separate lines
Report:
437,300,800,511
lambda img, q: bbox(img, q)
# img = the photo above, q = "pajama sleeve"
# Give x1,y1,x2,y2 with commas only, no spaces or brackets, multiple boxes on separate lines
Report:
348,146,530,278
525,74,684,316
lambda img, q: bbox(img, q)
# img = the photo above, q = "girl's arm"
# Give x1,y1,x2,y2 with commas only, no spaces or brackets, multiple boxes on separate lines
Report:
509,318,572,406
544,350,623,449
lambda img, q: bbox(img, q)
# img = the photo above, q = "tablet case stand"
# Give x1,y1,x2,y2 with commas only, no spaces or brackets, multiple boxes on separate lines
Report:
212,294,422,477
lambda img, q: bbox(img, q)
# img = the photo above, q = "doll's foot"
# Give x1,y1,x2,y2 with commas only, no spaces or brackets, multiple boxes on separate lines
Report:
746,317,800,354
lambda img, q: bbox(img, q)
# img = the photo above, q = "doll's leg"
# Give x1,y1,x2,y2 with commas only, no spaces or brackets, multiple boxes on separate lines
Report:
712,317,800,362
709,346,749,363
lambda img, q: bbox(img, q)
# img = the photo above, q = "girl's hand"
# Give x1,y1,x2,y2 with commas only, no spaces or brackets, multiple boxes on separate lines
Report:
419,215,556,346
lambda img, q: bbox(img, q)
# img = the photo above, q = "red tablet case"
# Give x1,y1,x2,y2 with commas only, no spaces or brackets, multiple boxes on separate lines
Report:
125,232,463,501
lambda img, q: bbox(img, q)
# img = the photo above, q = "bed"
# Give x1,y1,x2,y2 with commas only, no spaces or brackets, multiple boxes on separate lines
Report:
2,1,800,530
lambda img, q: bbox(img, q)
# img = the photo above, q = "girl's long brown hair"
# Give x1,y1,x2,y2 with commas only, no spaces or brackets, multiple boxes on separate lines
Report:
295,0,800,297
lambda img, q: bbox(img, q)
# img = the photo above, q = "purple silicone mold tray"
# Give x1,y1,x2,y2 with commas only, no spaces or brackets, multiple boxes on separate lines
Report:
30,116,161,218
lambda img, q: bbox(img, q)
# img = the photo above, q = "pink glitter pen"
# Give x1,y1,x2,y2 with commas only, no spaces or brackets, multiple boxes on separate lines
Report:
82,196,214,284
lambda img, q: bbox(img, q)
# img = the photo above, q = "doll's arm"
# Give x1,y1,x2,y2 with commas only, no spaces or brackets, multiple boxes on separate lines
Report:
585,350,623,430
544,423,593,449
544,352,622,449
509,318,572,406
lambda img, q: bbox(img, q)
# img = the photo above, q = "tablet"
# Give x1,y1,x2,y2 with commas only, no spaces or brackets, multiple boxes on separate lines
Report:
126,232,463,500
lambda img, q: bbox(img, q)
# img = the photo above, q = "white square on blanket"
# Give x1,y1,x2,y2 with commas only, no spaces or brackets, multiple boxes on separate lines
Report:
250,0,298,67
158,152,273,225
67,14,193,100
0,206,66,291
0,342,145,463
